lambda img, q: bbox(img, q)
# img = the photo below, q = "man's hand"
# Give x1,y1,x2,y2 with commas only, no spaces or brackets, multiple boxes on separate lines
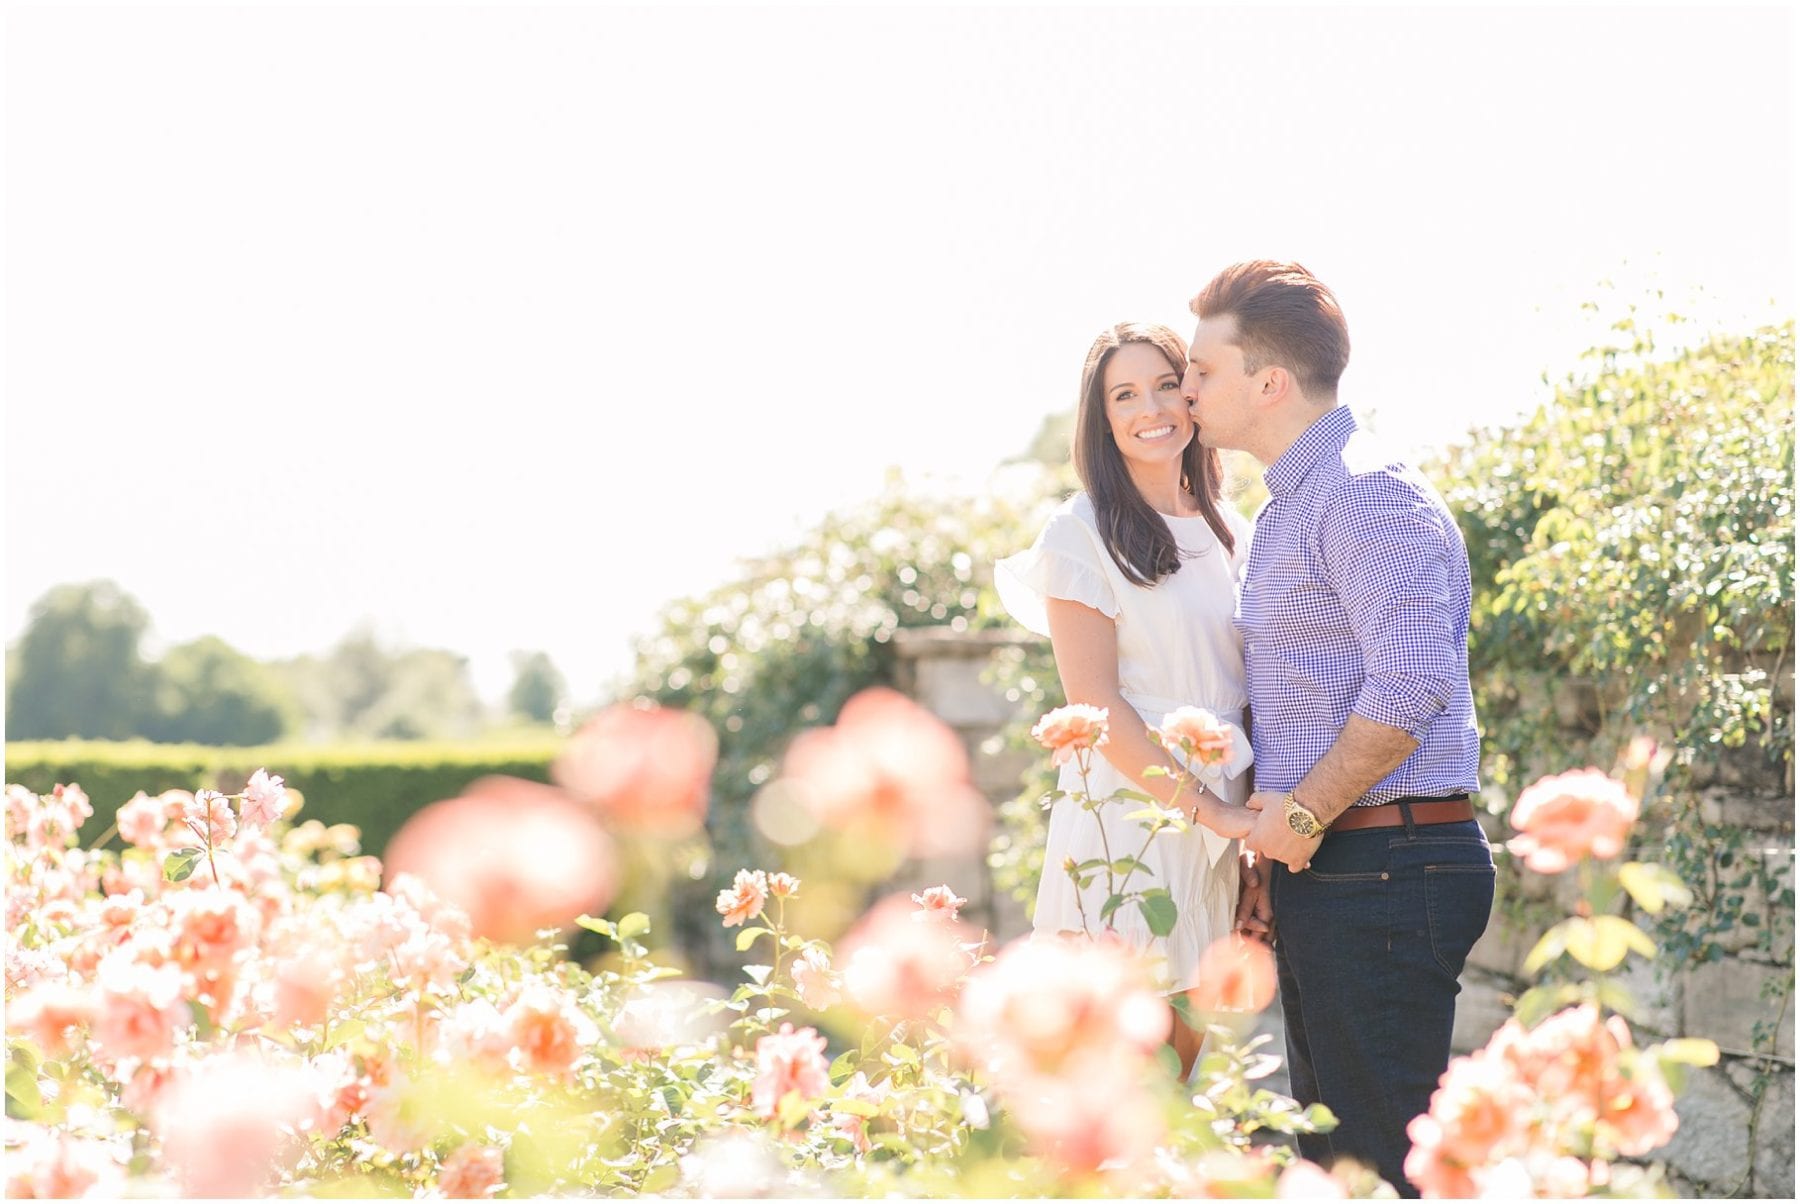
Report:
1235,852,1275,943
1244,791,1324,872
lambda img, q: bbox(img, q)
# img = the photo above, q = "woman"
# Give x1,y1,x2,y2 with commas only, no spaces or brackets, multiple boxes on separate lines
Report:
995,321,1255,1074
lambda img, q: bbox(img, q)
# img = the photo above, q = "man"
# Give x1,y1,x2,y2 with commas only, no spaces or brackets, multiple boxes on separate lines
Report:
1182,261,1492,1197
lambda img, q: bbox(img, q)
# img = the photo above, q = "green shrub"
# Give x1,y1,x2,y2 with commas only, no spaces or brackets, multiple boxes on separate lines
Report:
4,738,562,858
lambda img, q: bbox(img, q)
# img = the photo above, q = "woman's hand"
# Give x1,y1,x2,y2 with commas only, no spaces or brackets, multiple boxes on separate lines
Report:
1188,788,1255,840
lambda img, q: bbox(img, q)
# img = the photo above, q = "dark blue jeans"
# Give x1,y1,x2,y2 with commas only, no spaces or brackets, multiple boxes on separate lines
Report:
1269,812,1494,1198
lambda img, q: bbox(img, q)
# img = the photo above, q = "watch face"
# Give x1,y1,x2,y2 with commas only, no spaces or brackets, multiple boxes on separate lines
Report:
1287,811,1313,836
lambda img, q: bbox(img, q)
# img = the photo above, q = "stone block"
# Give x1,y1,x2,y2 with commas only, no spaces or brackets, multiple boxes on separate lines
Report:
1613,956,1682,1038
1466,911,1534,979
1696,788,1794,837
1725,1061,1795,1199
1679,957,1794,1059
1451,972,1514,1056
1660,1066,1750,1192
912,655,1023,727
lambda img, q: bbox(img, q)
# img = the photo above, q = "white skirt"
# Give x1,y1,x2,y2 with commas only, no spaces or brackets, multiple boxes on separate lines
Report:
1031,695,1249,994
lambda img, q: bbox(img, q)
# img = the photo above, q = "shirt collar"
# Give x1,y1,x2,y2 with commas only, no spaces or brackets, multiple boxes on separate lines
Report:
1263,405,1358,497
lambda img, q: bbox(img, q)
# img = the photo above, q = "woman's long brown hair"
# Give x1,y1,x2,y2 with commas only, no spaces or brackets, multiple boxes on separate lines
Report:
1071,322,1235,587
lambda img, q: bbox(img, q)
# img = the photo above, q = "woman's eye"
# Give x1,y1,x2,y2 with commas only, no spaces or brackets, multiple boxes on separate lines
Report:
1112,390,1134,403
1159,380,1180,391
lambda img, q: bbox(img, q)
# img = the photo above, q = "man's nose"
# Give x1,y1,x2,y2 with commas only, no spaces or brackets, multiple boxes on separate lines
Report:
1181,371,1200,406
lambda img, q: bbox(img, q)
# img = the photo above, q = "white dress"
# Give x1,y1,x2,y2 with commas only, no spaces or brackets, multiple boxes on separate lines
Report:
995,491,1254,993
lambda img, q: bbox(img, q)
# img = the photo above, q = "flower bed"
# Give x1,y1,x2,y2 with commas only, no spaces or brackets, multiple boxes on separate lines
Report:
6,693,1714,1197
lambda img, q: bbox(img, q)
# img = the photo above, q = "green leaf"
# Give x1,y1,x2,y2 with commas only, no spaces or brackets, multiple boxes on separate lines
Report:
828,1050,861,1082
1514,983,1582,1028
4,1063,41,1120
1618,862,1695,914
618,912,652,940
1563,916,1650,973
735,926,772,952
887,1042,920,1066
575,914,616,938
640,1162,679,1194
833,1097,880,1118
162,847,203,883
1657,1038,1721,1067
1114,789,1161,806
1140,766,1170,778
1138,889,1178,937
1110,857,1148,876
1100,893,1127,921
1522,920,1572,976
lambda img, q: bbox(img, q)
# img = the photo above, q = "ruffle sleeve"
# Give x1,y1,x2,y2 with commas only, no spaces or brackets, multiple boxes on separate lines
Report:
993,508,1120,637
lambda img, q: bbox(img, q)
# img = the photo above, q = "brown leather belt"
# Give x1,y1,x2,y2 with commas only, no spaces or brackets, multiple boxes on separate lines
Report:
1328,795,1474,833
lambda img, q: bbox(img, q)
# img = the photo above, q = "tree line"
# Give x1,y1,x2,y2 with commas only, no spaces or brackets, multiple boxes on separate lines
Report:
5,581,569,745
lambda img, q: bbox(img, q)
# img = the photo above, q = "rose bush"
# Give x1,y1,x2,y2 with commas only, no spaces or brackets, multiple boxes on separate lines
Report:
3,696,1719,1198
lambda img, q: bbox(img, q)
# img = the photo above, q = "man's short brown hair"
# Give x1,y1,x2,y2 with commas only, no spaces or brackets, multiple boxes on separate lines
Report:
1189,260,1350,399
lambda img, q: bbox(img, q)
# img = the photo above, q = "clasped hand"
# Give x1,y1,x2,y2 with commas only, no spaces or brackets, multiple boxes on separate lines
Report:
1243,790,1324,872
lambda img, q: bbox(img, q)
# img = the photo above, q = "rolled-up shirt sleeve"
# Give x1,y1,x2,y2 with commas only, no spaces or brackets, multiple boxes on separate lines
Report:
1318,474,1464,741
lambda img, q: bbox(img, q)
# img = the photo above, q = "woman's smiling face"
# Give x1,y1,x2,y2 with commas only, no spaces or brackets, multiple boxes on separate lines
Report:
1102,341,1194,471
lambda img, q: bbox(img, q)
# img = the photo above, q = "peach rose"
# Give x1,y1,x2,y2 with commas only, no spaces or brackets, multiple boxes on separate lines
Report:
553,703,717,837
1506,768,1639,873
439,1144,507,1199
1187,934,1278,1015
1155,705,1235,767
91,957,188,1064
954,933,1169,1082
504,986,598,1078
1031,703,1110,767
780,688,989,859
11,982,96,1058
715,869,769,928
790,944,841,1010
152,1051,328,1198
750,1023,831,1121
911,884,967,922
766,871,800,899
240,769,289,829
382,776,616,946
116,791,170,848
839,893,975,1019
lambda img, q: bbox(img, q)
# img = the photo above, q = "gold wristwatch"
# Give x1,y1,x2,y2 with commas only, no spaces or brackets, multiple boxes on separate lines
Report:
1282,791,1326,838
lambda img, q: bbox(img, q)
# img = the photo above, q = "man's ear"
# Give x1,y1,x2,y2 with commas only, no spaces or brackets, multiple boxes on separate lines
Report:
1260,365,1292,405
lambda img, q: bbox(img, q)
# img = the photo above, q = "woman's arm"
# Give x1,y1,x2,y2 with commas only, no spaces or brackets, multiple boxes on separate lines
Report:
1046,598,1252,840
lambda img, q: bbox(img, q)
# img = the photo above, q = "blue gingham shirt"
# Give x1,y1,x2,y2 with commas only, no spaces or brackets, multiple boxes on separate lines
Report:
1236,405,1481,806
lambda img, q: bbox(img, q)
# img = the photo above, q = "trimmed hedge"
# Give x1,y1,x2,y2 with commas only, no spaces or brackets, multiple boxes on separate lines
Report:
4,739,562,859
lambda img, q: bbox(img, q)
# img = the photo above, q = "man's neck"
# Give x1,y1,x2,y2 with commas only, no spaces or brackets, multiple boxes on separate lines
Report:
1250,399,1340,467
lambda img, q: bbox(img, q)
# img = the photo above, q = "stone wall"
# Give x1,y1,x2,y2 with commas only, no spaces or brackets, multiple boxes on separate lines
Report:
893,625,1796,1198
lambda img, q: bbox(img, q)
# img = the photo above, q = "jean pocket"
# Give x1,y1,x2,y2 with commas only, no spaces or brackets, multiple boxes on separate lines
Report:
1426,863,1496,976
1301,833,1392,883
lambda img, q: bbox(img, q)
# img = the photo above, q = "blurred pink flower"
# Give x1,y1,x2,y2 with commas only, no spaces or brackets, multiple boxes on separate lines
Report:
911,884,967,922
382,776,616,946
90,956,188,1064
1276,1159,1348,1198
553,703,717,837
780,688,989,858
766,871,800,899
839,894,975,1020
751,1022,830,1121
1156,706,1235,767
789,944,841,1010
11,981,96,1058
1003,1058,1164,1176
504,985,598,1078
117,791,170,848
1031,703,1110,767
715,869,769,928
152,1051,327,1197
3,1126,126,1200
439,1144,507,1199
1506,769,1639,873
184,789,237,846
1187,934,1278,1014
240,769,289,828
954,933,1168,1082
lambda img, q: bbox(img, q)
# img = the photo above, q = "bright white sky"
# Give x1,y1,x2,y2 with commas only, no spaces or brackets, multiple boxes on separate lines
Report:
6,2,1796,708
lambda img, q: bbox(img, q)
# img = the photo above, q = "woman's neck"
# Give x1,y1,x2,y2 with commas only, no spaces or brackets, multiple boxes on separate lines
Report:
1126,460,1197,517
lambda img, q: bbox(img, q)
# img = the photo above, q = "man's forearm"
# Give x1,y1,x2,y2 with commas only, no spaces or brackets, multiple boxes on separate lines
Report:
1290,713,1420,824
